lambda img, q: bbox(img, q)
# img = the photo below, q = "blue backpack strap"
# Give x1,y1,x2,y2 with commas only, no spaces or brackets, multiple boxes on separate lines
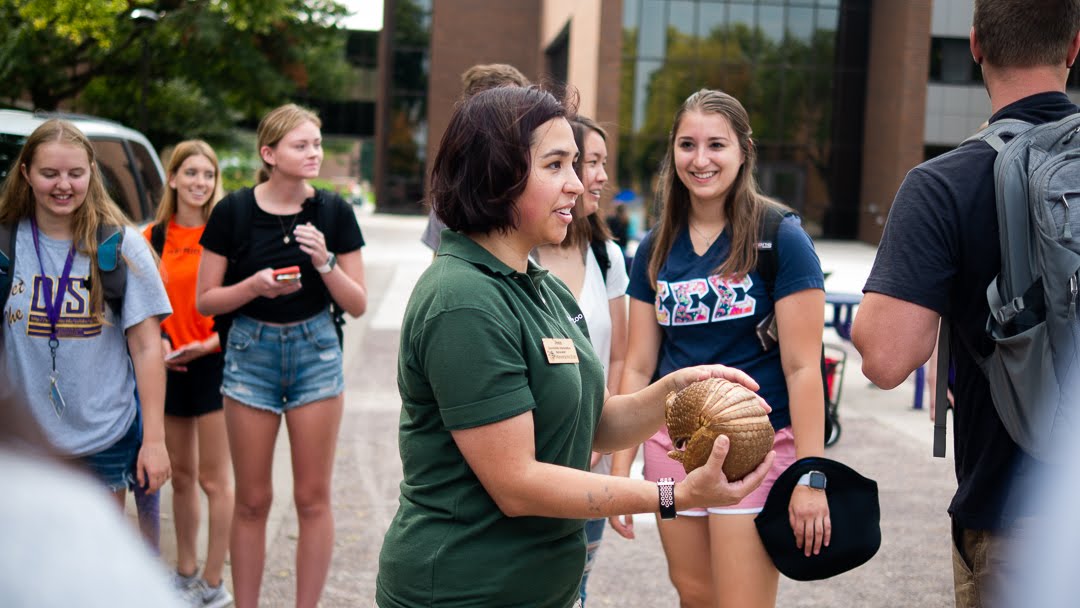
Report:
97,225,126,317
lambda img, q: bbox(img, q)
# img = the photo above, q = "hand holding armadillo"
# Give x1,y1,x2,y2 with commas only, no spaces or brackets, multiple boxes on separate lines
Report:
665,377,774,480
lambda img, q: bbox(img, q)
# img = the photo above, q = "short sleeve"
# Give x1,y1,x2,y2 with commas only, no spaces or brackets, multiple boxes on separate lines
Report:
419,307,535,430
626,231,656,303
199,192,237,257
862,167,958,315
772,215,825,300
327,193,364,253
120,226,172,330
604,239,629,299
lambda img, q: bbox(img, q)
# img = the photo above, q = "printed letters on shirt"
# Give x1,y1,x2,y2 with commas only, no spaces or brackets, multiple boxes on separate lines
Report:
655,274,756,326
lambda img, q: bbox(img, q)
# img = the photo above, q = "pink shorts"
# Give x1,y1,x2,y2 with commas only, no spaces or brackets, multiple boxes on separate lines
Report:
643,425,796,515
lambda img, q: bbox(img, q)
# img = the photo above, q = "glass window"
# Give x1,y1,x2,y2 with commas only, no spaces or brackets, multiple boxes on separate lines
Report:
639,0,667,58
758,5,784,48
929,37,979,84
93,140,142,222
698,2,726,40
0,135,23,184
786,6,815,46
669,1,696,38
129,142,163,220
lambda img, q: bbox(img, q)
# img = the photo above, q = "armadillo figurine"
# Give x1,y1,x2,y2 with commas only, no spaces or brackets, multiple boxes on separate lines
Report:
665,377,774,480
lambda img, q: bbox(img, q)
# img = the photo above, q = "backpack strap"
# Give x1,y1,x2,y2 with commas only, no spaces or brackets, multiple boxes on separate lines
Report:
755,207,836,447
149,221,167,257
0,221,15,314
756,207,790,294
97,225,126,318
314,190,347,347
933,319,951,458
589,238,611,284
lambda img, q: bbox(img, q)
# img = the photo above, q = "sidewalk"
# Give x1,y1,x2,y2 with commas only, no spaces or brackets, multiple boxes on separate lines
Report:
145,214,957,607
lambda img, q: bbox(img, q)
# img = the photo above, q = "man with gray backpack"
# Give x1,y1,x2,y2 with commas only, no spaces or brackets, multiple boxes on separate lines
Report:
852,1,1080,606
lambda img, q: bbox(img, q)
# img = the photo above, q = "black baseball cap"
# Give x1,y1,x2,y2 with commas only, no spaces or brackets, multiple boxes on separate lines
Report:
754,456,881,581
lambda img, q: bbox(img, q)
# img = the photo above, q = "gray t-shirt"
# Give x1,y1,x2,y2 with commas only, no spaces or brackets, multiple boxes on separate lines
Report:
1,222,171,456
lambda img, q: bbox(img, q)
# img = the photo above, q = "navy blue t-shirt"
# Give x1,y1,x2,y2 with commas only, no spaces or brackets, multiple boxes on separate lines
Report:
863,91,1078,531
627,215,824,430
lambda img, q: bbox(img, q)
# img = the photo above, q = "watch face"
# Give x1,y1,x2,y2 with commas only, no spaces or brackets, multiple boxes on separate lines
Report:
809,471,827,490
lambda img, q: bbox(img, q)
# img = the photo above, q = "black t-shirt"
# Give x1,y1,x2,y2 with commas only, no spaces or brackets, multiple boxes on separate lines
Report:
200,187,365,324
864,91,1078,531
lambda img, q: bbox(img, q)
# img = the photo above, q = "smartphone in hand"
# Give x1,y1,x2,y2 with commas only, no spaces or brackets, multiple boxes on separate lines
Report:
164,348,186,362
273,266,302,283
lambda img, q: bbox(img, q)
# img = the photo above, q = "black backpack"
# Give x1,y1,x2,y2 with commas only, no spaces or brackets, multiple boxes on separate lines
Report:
589,238,612,284
755,208,839,447
1,221,127,324
211,188,348,347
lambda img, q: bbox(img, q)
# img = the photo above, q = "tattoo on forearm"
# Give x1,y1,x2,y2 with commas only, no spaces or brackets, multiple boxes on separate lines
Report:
586,484,616,515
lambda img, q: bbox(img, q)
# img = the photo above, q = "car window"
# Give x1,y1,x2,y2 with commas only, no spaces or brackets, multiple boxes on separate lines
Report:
0,134,25,183
93,139,144,222
129,141,163,218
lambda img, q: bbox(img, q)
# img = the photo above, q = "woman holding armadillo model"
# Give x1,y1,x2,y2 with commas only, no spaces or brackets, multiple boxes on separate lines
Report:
374,86,775,608
611,89,829,608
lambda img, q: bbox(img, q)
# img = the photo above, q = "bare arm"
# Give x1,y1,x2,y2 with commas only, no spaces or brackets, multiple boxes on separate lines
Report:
608,298,663,477
127,316,170,493
776,289,826,459
294,222,367,317
776,288,831,555
606,294,628,396
452,410,774,519
195,249,300,317
851,292,940,388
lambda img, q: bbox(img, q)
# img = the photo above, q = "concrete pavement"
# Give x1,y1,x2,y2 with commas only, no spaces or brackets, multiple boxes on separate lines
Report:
148,211,957,607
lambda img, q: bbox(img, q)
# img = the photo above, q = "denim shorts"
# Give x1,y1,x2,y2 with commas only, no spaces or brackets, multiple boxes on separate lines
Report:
76,412,141,492
221,311,344,413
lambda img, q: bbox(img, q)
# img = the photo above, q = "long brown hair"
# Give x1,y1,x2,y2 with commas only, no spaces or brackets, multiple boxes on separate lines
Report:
648,89,789,287
153,140,221,227
255,104,321,184
0,119,131,322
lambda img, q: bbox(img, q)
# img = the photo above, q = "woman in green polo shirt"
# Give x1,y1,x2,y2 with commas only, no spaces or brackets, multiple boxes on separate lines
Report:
375,86,775,608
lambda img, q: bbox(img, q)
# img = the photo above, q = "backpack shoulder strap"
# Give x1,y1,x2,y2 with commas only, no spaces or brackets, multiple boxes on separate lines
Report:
97,224,126,317
314,189,348,347
150,221,166,257
589,238,611,284
756,207,792,297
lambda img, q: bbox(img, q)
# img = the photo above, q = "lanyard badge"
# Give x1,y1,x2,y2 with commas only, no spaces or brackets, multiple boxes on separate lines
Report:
29,217,76,417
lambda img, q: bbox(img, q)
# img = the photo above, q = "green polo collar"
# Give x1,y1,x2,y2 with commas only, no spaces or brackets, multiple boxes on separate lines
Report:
437,230,550,280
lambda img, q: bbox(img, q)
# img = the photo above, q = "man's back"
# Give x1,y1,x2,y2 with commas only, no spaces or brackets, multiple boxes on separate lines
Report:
863,92,1078,530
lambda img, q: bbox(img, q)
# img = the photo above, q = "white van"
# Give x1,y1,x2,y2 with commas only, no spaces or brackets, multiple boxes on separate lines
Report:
0,110,166,223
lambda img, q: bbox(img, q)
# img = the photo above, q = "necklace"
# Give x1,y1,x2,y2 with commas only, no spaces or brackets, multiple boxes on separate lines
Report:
276,210,301,244
689,222,722,247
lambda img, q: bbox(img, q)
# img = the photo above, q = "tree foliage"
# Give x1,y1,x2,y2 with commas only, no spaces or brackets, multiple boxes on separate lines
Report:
0,0,354,147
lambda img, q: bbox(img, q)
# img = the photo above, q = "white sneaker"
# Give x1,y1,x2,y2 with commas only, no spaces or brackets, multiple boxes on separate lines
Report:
171,570,199,593
186,579,233,608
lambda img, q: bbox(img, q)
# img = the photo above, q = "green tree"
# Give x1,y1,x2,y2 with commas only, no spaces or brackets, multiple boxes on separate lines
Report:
0,0,353,147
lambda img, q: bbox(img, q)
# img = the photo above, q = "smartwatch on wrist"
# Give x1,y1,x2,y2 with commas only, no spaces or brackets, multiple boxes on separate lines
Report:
658,477,676,520
797,470,827,491
316,252,337,274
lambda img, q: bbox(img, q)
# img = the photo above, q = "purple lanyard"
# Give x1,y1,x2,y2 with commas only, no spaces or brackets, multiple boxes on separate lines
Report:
29,216,76,371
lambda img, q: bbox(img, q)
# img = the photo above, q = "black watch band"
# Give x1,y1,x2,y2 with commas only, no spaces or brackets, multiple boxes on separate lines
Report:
658,477,676,520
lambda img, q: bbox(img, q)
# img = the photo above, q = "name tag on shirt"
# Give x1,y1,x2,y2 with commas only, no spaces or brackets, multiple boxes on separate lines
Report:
542,338,579,364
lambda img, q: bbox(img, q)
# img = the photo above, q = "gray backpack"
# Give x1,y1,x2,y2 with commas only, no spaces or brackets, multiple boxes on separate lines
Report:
934,116,1080,461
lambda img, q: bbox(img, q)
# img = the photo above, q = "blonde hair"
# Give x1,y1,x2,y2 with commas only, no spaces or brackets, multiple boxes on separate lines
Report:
255,104,321,183
153,140,221,226
0,119,131,321
648,89,790,287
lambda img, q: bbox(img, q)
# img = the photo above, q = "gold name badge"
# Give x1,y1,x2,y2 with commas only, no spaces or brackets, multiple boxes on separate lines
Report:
542,338,579,364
